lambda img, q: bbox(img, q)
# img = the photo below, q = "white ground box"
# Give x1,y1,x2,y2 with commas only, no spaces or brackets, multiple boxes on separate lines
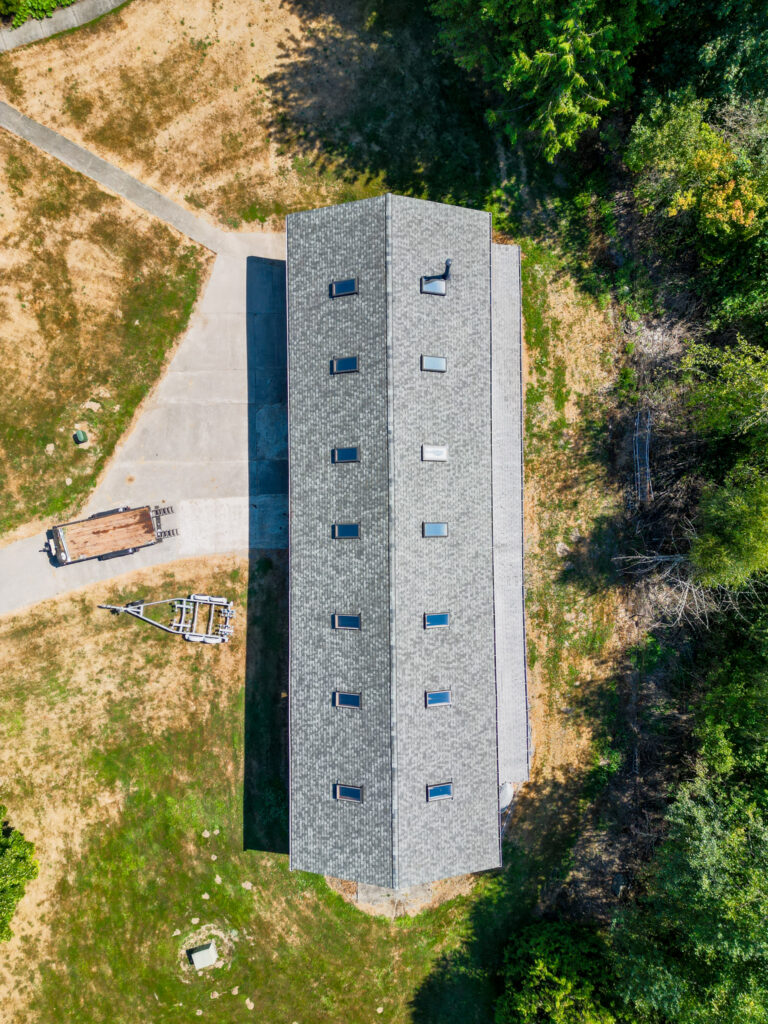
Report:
187,940,217,969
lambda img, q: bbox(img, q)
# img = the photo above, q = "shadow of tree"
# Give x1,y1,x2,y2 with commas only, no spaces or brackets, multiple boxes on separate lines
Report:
263,0,499,207
410,767,591,1023
557,513,629,592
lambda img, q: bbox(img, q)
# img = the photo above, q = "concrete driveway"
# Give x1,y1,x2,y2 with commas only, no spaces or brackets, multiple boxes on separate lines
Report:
0,240,288,617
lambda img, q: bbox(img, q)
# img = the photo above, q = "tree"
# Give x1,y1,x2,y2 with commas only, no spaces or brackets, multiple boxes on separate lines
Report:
625,91,768,244
612,777,768,1024
641,0,768,105
430,0,665,161
690,471,768,589
682,337,768,438
0,807,38,943
625,93,768,328
695,609,768,784
496,921,619,1024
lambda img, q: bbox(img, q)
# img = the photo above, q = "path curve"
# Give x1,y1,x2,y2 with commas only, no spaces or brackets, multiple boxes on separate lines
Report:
0,101,285,257
0,0,129,54
0,102,290,617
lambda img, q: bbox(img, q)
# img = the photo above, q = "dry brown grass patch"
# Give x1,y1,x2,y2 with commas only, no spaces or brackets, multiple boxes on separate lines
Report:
0,0,375,229
0,130,212,536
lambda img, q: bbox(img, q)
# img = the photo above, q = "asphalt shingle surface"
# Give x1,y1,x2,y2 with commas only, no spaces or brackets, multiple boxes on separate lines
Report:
287,195,527,888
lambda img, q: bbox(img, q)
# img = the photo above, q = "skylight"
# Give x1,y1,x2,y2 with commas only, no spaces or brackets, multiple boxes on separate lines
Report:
425,690,452,707
421,278,446,295
422,522,448,538
427,782,453,801
422,445,448,462
334,691,362,708
424,612,450,629
332,523,360,539
421,355,447,372
334,784,363,802
420,259,452,296
332,446,359,464
330,356,359,375
332,613,361,630
329,278,358,298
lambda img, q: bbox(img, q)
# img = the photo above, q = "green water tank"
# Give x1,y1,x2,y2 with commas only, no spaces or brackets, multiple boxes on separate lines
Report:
73,429,87,445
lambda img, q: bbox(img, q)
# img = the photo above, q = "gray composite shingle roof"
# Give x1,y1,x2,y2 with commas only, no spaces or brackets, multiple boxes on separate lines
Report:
286,194,528,889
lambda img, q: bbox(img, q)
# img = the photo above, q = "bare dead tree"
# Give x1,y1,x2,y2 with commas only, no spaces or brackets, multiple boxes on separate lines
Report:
614,551,756,628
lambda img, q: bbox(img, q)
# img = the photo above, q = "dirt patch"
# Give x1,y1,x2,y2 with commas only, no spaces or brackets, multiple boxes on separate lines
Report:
326,873,478,919
0,555,247,1023
0,0,378,230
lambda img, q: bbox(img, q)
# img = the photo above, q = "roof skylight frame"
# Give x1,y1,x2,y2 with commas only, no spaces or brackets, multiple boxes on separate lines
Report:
421,445,448,462
420,259,452,296
425,689,452,708
421,355,447,373
333,783,364,802
422,522,448,538
426,781,453,801
330,355,359,375
333,691,362,708
332,613,362,630
332,523,361,540
329,277,358,298
332,446,360,464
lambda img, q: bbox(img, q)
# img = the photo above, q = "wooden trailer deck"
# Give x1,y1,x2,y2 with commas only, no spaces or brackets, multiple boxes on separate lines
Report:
54,506,157,563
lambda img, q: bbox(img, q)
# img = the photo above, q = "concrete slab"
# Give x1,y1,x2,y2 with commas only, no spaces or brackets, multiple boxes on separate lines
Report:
188,941,217,969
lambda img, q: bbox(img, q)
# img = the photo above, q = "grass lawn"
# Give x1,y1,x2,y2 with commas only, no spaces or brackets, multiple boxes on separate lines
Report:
0,555,540,1024
0,239,632,1022
0,131,211,537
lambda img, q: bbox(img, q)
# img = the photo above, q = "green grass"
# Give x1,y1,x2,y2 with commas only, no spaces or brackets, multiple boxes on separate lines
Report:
0,556,567,1024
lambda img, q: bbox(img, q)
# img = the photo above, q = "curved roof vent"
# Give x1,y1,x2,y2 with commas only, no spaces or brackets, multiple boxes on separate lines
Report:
421,258,452,295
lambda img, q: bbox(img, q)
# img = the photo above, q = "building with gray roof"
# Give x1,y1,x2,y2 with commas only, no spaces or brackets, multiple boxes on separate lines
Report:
286,194,528,889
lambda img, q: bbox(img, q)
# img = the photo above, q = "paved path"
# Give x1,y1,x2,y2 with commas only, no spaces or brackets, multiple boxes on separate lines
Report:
0,102,286,256
0,249,289,616
0,0,128,53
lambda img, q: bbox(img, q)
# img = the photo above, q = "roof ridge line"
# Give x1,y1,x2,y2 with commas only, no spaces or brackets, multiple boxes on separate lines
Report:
384,192,400,890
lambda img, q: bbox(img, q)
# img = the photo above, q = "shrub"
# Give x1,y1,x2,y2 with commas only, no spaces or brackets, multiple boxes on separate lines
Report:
2,0,76,28
496,921,619,1024
0,806,38,943
690,470,768,588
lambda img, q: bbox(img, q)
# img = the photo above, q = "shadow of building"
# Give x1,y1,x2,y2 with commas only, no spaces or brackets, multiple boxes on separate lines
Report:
243,256,290,854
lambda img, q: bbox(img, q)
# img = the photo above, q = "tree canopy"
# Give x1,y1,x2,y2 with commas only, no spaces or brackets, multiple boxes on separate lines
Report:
430,0,665,161
496,921,618,1024
612,777,768,1024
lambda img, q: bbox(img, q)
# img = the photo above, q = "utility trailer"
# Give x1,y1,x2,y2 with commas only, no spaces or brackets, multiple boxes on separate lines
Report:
99,594,235,644
48,505,160,565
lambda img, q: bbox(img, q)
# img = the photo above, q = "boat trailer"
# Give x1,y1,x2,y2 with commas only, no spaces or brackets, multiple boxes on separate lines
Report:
99,594,235,644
